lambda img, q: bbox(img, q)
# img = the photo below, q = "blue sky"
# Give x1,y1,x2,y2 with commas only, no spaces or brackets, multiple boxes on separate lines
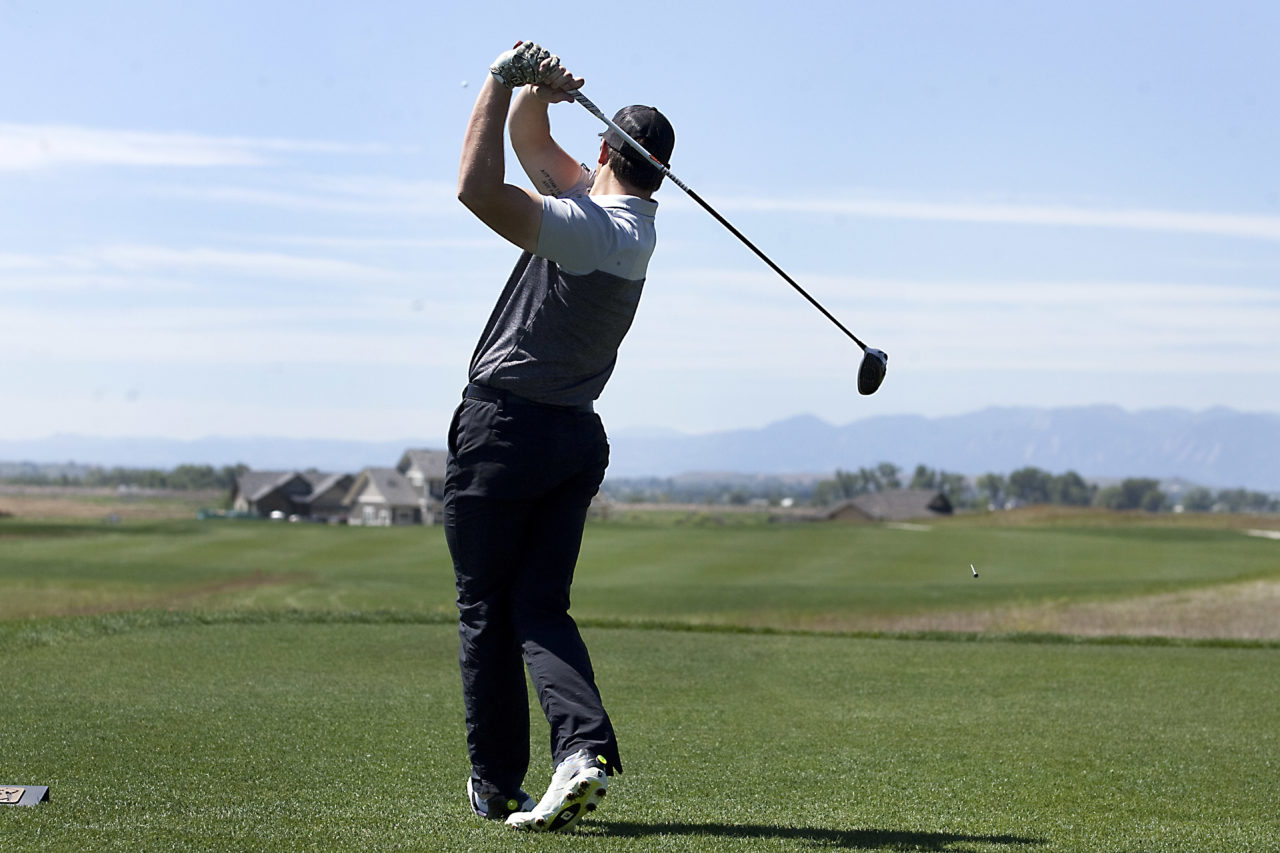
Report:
3,0,1278,444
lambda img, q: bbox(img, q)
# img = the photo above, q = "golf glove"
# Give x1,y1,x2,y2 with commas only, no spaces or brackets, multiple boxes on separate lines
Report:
490,41,560,89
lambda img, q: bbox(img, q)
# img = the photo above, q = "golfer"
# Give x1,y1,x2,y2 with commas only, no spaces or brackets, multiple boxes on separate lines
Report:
447,42,674,832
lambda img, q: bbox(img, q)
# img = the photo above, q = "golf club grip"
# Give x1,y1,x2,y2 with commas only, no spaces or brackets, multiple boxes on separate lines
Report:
570,89,867,352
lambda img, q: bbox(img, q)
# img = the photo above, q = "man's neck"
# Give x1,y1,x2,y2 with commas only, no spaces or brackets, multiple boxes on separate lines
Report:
589,166,652,200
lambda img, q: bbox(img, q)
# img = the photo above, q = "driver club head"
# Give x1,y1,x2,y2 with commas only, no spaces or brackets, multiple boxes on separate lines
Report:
857,347,888,395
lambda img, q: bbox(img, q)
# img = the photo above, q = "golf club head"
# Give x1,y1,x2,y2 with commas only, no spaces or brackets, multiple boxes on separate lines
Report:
857,347,888,395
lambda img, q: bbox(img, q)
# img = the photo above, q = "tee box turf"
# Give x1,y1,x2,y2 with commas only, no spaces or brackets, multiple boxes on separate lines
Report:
1,786,50,806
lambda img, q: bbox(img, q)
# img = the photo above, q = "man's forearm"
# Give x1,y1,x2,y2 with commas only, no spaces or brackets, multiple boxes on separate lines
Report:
509,86,551,154
509,88,565,195
509,85,584,196
456,73,543,252
458,75,513,206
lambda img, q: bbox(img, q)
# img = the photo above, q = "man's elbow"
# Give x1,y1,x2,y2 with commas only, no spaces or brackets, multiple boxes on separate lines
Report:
457,183,495,218
455,182,542,252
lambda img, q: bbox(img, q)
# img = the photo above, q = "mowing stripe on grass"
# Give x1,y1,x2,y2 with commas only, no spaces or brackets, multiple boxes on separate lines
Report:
1,622,1276,852
6,517,1279,639
5,608,1279,653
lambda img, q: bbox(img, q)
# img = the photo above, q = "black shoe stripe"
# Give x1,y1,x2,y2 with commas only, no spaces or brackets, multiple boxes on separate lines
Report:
549,803,581,831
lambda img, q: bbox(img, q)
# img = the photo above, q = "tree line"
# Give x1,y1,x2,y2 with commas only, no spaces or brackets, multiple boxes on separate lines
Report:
4,460,1277,513
0,463,249,491
813,463,1278,513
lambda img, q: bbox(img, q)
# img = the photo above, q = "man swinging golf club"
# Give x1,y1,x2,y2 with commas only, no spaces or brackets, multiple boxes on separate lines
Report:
449,41,674,832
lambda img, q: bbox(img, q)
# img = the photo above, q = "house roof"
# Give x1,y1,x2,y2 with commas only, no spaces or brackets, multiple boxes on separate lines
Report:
236,470,351,505
847,489,953,522
295,472,353,505
300,470,337,489
397,448,448,479
825,501,876,522
348,467,420,507
235,470,302,502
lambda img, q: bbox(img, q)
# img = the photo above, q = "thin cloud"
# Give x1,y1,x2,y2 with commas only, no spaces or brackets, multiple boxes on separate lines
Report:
0,245,408,292
153,176,458,215
0,123,399,171
1,304,461,367
92,245,404,282
234,234,502,251
0,252,52,271
716,195,1280,243
657,268,1280,308
626,269,1280,375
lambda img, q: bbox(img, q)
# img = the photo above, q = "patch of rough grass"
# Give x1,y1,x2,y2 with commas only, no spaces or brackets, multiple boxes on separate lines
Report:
0,489,219,521
828,578,1280,640
940,505,1280,531
0,570,316,620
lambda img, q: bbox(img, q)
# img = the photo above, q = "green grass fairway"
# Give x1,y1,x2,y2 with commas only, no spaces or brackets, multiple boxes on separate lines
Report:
1,618,1277,852
4,516,1279,633
2,513,1279,851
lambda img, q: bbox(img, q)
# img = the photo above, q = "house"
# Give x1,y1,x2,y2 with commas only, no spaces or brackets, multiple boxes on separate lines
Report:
343,468,422,526
397,448,448,524
230,470,316,517
827,489,954,523
293,472,355,524
824,500,877,523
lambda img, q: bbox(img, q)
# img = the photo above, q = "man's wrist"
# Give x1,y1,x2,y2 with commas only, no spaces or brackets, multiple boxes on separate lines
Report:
483,73,515,100
512,84,547,108
491,70,527,90
490,69,513,89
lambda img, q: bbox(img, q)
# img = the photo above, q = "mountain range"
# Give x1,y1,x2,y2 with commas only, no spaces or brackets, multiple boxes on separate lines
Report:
607,406,1280,489
2,406,1278,491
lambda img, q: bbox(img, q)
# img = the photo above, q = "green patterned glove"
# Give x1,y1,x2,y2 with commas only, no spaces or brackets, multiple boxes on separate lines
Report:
490,41,560,89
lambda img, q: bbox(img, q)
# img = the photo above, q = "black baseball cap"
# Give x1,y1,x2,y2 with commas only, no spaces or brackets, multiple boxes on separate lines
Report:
600,105,675,167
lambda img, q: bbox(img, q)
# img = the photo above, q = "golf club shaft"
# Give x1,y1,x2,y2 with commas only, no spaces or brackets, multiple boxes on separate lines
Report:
571,89,870,353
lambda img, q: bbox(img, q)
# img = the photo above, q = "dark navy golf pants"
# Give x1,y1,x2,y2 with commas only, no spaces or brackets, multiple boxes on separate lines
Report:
444,388,621,795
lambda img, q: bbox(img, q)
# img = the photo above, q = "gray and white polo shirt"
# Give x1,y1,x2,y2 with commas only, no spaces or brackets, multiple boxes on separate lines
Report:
467,169,658,408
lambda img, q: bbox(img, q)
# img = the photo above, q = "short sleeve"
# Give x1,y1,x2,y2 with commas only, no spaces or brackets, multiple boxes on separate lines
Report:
536,194,618,275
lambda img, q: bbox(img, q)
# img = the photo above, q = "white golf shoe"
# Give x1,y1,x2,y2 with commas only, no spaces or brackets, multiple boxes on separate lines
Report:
467,777,536,821
506,748,608,832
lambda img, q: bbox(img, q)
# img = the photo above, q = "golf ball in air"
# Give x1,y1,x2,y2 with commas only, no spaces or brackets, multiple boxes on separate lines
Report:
970,564,979,578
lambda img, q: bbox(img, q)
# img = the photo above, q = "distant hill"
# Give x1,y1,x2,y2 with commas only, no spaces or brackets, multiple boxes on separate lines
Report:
2,406,1278,490
605,405,1280,490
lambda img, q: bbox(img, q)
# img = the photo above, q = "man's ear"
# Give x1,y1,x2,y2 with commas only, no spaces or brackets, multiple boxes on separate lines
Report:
597,140,610,166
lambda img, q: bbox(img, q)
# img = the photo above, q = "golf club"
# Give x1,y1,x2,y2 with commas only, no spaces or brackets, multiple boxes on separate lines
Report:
571,89,888,395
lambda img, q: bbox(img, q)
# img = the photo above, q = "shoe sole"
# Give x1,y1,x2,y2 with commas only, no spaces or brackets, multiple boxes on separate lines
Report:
507,774,606,833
